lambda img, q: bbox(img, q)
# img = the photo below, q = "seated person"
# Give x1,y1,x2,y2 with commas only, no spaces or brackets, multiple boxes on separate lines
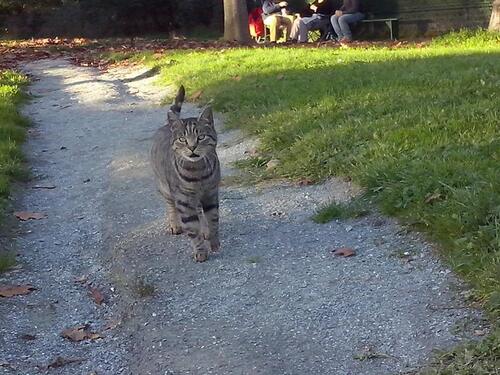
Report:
330,0,364,43
262,0,293,42
290,0,335,43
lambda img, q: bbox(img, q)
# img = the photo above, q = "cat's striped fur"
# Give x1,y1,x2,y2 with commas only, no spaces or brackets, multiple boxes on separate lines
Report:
151,86,220,262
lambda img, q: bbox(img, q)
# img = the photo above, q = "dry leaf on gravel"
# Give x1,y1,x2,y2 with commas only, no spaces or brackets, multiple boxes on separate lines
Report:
45,356,84,370
19,334,36,341
104,318,122,331
474,329,487,336
89,287,105,305
332,247,356,257
353,346,391,361
14,211,46,221
0,284,36,297
60,325,103,342
74,275,88,284
0,362,16,371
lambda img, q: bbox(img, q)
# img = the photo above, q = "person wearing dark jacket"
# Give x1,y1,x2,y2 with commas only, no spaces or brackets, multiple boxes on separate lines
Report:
330,0,364,42
290,0,335,43
262,0,293,42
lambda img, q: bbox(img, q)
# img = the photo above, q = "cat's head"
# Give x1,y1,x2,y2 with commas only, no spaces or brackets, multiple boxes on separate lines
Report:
167,85,217,161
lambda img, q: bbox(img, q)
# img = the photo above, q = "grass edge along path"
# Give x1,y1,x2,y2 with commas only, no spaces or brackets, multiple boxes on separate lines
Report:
0,69,29,273
141,30,499,374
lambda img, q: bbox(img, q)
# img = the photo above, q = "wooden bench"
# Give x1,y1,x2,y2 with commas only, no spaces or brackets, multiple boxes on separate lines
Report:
361,17,399,40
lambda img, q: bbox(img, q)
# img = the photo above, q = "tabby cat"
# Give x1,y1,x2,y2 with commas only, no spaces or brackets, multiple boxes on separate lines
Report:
151,86,220,262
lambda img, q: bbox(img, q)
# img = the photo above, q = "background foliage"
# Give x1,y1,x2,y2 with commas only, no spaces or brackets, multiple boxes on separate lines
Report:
0,0,230,38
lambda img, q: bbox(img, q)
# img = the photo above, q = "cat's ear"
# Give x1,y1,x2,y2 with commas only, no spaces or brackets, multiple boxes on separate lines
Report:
170,85,185,115
198,106,214,127
167,109,182,126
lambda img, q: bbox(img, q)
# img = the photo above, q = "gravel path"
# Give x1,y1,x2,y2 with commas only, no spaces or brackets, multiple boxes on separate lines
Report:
0,59,484,375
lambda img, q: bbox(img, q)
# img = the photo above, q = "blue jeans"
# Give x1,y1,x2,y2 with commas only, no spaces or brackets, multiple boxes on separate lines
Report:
330,12,364,40
291,14,331,42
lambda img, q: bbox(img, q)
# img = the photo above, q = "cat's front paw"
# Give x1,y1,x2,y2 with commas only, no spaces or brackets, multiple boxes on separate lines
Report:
168,226,183,235
210,237,220,252
194,250,208,262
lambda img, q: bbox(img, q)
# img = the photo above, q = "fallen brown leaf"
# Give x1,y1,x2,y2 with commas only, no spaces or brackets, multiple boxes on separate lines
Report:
474,329,487,336
244,148,259,157
104,318,121,331
74,275,88,284
60,325,103,342
19,334,36,341
31,185,56,189
14,211,46,221
0,284,36,298
0,362,16,371
266,159,280,170
89,287,105,305
297,178,314,186
190,90,203,100
61,326,88,342
332,247,356,257
46,356,84,369
88,332,104,340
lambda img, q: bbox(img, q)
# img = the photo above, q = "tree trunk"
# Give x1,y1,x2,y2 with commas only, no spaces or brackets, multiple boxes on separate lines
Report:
223,0,250,42
489,0,500,31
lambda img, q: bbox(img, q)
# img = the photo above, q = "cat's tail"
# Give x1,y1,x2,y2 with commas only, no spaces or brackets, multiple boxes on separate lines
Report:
170,85,185,115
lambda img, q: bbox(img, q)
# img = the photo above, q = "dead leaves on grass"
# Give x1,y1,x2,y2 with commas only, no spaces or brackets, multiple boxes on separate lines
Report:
424,191,444,204
190,90,203,101
1,37,424,73
0,284,36,297
297,178,314,186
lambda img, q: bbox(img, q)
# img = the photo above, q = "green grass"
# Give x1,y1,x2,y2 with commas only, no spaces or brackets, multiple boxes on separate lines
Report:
0,69,28,272
421,327,500,374
0,250,16,273
136,30,500,371
313,198,370,223
0,70,28,207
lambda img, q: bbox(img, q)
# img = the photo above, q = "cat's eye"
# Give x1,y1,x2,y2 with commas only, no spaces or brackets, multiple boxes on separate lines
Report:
197,135,206,141
178,137,187,143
